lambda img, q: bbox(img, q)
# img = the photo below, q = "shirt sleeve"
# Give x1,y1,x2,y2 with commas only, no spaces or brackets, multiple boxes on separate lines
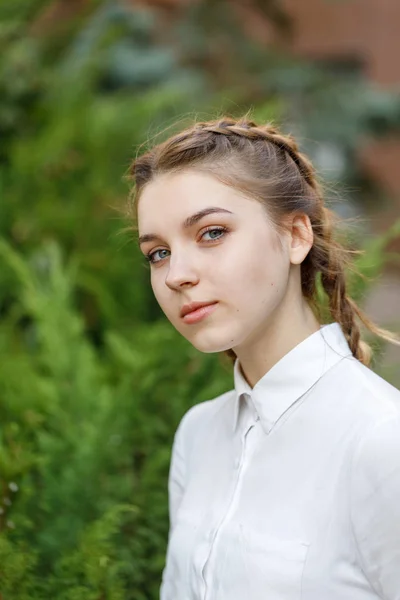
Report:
350,414,400,599
168,415,187,533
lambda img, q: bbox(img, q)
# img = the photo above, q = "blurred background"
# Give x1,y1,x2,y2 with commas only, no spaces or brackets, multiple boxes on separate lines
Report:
0,0,399,598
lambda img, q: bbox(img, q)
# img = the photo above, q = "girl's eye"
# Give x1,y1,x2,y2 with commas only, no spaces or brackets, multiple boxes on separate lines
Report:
145,227,228,265
145,248,170,264
200,226,228,242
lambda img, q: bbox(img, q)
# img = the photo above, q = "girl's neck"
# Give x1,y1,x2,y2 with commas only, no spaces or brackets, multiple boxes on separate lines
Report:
234,299,321,389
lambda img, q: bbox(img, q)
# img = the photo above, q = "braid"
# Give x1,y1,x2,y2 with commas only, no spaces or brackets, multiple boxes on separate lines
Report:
313,206,399,366
324,278,374,363
319,243,365,361
197,118,318,191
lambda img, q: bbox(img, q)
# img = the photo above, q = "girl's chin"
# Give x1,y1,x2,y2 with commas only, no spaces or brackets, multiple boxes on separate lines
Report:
188,334,239,354
180,319,247,353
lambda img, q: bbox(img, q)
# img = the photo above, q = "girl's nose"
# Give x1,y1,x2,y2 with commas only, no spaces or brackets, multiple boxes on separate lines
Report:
164,253,200,291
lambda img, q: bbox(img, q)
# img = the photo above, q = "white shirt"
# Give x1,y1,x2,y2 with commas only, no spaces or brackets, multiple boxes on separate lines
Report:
160,323,400,600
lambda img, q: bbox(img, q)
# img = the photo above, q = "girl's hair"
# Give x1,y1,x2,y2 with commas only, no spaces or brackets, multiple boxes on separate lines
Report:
129,115,398,366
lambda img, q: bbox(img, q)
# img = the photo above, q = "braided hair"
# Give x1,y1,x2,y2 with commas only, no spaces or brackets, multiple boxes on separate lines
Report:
129,115,398,365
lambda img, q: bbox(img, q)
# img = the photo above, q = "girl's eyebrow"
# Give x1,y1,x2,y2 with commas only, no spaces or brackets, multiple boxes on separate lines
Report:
138,206,233,246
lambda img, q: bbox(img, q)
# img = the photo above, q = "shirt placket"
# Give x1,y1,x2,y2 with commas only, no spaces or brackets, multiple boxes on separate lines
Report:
200,398,260,600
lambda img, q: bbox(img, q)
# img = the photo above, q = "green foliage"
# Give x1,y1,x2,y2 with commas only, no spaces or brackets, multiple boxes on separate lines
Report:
0,4,231,597
349,220,400,302
0,238,231,599
0,535,37,600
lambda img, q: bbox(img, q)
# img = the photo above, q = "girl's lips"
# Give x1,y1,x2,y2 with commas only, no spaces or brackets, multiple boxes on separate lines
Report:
182,302,218,324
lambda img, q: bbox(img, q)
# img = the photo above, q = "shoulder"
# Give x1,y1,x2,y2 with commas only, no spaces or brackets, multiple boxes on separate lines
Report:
349,358,400,401
329,356,400,422
351,412,400,481
177,388,235,437
173,388,235,455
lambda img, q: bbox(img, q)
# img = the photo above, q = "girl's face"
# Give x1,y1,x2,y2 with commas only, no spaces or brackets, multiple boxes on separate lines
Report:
137,170,294,354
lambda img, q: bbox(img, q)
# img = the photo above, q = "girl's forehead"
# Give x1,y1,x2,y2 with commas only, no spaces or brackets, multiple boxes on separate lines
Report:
139,171,230,205
137,170,261,226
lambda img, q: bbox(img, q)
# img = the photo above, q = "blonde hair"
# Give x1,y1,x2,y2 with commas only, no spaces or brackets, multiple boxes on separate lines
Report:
129,115,398,366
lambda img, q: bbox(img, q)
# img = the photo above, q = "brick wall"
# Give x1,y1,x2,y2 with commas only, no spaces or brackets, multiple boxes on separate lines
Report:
282,0,400,214
283,0,400,85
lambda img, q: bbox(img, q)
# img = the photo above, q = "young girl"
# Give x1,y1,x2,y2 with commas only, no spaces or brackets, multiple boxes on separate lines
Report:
129,116,400,600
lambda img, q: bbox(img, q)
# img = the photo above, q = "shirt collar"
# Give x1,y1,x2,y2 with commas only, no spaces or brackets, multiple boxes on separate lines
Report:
232,322,352,435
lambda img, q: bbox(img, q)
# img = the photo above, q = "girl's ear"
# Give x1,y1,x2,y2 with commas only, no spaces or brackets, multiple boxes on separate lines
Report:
287,214,314,265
